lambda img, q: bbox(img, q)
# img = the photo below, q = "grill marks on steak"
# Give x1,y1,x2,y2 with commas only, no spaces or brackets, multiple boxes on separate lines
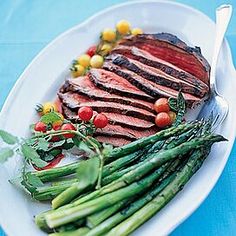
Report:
119,33,210,85
89,68,154,102
103,61,200,105
107,54,206,98
58,92,155,122
111,45,209,94
61,76,154,112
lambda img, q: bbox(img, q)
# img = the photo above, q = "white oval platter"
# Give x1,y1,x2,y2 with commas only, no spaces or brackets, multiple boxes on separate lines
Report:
0,1,236,235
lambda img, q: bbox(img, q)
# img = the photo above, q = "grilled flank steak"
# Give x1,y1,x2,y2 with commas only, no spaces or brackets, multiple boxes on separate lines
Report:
59,33,210,146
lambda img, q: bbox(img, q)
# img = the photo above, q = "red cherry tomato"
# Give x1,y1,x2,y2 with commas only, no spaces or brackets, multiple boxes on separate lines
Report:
93,114,108,128
155,112,172,128
34,121,47,132
61,123,76,138
86,45,97,57
50,122,62,141
78,106,93,121
154,98,170,113
33,154,64,170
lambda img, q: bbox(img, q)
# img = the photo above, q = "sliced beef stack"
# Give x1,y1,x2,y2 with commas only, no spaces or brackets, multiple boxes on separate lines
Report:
59,33,210,147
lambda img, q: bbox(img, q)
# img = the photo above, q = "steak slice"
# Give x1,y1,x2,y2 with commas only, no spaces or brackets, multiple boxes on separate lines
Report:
62,105,155,130
89,68,154,102
95,124,158,140
119,33,210,85
95,136,131,147
107,54,206,98
111,45,209,95
103,61,201,106
60,76,154,113
59,92,156,122
101,112,155,129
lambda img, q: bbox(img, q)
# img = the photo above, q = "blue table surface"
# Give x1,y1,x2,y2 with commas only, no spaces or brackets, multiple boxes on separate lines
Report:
0,0,236,235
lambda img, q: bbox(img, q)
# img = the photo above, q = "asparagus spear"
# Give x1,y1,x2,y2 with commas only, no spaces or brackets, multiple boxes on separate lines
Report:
51,178,78,186
102,149,145,177
86,199,129,228
43,134,225,228
33,181,79,201
32,162,82,182
86,174,175,236
105,148,213,236
45,163,169,228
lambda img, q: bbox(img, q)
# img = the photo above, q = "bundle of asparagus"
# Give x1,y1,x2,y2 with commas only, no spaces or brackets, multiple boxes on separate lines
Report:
26,120,226,236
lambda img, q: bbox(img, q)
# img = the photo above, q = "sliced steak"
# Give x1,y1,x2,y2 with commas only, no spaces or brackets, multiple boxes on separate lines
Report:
111,45,209,95
119,33,210,85
95,124,158,140
60,76,154,113
107,54,206,98
89,68,154,102
59,92,156,122
61,105,157,140
95,136,131,147
61,104,155,130
103,61,201,106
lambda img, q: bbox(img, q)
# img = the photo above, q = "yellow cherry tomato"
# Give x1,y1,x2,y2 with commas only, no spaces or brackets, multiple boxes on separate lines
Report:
102,28,116,42
131,28,143,36
78,54,91,67
100,43,112,56
90,55,104,68
72,64,85,78
42,102,57,115
116,20,131,35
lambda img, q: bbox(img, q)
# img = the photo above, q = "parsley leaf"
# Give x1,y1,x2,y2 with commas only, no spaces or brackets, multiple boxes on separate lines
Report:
0,147,14,163
76,156,100,187
21,172,44,193
0,130,18,145
40,112,62,125
21,144,48,168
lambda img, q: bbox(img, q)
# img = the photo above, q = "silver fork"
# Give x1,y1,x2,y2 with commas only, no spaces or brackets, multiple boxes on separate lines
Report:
197,4,232,130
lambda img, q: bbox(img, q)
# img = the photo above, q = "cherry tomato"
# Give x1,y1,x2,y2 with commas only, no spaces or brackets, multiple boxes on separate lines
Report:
154,98,170,113
34,121,47,132
33,154,64,170
86,45,97,57
93,114,108,128
50,123,62,141
168,111,176,123
116,20,131,35
78,106,93,121
155,112,172,128
61,123,76,138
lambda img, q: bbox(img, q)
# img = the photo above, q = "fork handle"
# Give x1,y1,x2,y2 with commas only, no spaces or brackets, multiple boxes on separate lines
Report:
211,5,232,86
